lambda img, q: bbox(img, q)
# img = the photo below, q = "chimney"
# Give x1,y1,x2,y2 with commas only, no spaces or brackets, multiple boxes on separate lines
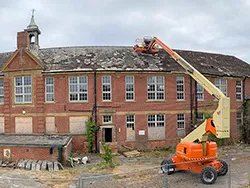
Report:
17,31,29,49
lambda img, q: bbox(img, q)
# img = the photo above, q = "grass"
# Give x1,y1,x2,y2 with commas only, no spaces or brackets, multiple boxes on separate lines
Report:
141,147,176,158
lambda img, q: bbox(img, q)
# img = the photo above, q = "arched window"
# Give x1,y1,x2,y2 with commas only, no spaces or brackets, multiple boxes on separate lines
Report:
29,34,35,44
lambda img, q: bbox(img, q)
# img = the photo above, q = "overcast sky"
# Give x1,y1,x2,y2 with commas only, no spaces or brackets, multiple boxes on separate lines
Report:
1,0,250,62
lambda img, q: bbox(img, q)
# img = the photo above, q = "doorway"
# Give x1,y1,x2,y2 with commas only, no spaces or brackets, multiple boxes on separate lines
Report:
103,128,112,142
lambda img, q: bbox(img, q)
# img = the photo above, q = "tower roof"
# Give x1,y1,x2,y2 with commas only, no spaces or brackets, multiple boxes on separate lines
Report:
26,9,41,34
27,9,38,29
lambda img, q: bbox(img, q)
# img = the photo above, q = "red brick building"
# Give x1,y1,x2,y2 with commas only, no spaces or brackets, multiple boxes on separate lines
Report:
0,15,250,158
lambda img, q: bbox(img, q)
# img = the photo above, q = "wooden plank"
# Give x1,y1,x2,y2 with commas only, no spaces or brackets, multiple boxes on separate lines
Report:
41,161,47,171
123,150,140,158
17,159,26,169
53,161,59,171
31,160,37,171
25,160,32,170
47,161,53,171
36,160,42,171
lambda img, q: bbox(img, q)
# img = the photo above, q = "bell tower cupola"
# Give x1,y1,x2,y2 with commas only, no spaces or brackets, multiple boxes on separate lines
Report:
25,9,41,54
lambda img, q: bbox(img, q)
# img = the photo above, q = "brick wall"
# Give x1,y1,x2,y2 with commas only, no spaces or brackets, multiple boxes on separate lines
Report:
0,146,58,161
0,52,248,152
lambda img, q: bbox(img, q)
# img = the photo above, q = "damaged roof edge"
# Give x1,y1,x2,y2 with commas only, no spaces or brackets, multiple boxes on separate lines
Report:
1,46,250,78
42,69,250,78
0,143,65,148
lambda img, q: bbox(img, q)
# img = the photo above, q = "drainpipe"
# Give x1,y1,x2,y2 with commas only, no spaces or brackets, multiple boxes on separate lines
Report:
242,77,247,143
194,81,198,121
94,70,98,151
190,76,193,128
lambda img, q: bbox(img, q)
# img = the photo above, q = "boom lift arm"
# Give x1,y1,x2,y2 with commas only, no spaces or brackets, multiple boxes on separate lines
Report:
135,37,230,143
134,37,230,184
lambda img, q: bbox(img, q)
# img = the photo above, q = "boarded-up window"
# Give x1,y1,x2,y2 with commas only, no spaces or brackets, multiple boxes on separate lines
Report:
126,115,135,141
15,117,32,134
69,117,88,134
0,117,4,133
46,117,56,133
148,114,165,140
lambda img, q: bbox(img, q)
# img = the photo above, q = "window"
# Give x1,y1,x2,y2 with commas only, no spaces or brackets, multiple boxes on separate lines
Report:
148,114,165,127
176,77,185,100
196,83,204,101
147,76,164,100
236,112,243,127
15,76,32,103
103,115,112,124
125,76,134,101
0,80,4,104
214,78,227,96
197,113,204,122
177,114,185,129
126,115,135,130
69,76,88,102
236,80,242,101
102,76,111,101
45,77,54,102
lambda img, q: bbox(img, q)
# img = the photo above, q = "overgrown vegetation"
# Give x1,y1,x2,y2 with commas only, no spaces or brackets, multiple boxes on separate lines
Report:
203,100,214,119
100,142,114,168
239,99,250,143
203,101,226,146
86,120,99,152
208,133,225,147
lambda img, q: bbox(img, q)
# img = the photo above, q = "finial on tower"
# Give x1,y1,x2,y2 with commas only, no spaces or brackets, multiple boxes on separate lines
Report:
27,9,38,29
31,9,35,17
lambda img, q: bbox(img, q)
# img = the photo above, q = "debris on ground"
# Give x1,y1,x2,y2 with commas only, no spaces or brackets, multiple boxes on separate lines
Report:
123,150,140,158
15,159,63,171
68,156,89,167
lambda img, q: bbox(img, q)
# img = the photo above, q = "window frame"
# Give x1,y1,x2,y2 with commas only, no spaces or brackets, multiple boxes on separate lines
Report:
103,115,112,124
236,112,243,127
214,78,227,96
125,76,134,101
177,114,185,130
236,80,242,101
102,76,112,101
14,76,32,104
197,112,204,122
45,77,54,103
68,76,88,102
196,83,204,101
0,79,4,104
176,77,185,101
126,114,135,130
147,76,165,101
148,114,165,127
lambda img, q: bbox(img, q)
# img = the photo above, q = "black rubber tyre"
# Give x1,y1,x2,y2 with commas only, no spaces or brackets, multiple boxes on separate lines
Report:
200,166,218,184
160,159,175,175
218,160,228,176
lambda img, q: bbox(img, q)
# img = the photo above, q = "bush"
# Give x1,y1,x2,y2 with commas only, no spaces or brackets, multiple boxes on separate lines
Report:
101,142,113,166
208,133,224,147
239,99,250,143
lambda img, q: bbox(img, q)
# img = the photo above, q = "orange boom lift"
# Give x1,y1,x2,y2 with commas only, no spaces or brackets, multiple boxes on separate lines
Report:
134,37,230,184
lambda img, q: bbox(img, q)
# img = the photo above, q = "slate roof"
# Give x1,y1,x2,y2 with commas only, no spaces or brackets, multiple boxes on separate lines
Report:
0,135,72,147
0,46,249,77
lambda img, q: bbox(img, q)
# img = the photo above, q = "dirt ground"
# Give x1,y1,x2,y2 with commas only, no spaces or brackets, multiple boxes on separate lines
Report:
0,144,250,188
